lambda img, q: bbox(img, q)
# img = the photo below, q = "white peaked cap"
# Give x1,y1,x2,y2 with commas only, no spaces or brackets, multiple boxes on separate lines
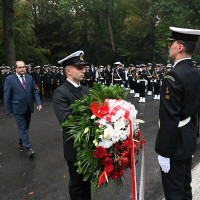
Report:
114,62,122,65
168,27,200,42
170,27,200,35
58,50,84,65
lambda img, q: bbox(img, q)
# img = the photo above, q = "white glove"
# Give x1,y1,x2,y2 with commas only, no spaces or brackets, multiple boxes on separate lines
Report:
158,155,170,173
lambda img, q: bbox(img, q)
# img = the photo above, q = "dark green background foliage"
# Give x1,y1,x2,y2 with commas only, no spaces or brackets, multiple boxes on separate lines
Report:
1,0,200,66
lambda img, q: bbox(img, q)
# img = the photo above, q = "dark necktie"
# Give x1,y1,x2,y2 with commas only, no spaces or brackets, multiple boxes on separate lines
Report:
21,75,26,90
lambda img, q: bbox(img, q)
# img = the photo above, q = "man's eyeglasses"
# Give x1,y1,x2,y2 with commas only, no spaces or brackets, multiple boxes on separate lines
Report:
16,66,26,69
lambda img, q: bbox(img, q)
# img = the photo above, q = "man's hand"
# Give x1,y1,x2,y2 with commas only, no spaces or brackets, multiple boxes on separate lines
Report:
7,114,13,117
37,105,42,111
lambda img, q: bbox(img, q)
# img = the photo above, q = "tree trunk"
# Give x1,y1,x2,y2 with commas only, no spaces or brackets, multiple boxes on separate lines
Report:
2,0,16,66
103,0,115,52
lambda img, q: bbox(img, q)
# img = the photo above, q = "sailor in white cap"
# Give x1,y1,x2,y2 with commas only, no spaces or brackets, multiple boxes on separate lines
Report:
113,61,124,86
53,50,91,200
155,27,200,200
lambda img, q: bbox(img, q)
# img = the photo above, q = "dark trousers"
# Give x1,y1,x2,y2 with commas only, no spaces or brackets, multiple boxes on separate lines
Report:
52,83,58,96
106,79,111,86
161,158,192,200
0,86,4,102
129,78,134,90
67,161,91,200
14,107,32,149
113,80,122,86
153,81,160,95
147,80,153,91
139,81,146,97
44,83,52,98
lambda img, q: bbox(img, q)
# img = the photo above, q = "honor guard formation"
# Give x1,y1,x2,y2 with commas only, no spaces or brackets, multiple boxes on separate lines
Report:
0,61,200,104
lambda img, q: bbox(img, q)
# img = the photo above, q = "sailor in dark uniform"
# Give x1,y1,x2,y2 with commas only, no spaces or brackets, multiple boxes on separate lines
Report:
138,64,148,103
0,66,6,102
43,65,52,98
98,66,105,85
153,64,161,100
155,26,200,200
134,65,141,98
53,50,91,200
51,66,58,95
57,67,66,86
128,64,136,94
105,64,112,86
84,66,92,87
4,66,13,77
146,63,153,96
32,66,42,96
113,62,124,86
26,64,32,76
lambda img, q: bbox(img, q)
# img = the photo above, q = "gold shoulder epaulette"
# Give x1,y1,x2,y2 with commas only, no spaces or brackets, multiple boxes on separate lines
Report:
164,75,175,82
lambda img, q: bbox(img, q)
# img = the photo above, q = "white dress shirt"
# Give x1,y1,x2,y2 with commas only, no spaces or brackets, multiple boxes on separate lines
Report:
16,73,26,85
172,57,191,68
67,78,80,87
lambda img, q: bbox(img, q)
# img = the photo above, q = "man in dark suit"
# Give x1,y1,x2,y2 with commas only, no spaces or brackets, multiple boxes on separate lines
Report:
4,61,42,157
155,27,200,200
105,64,112,86
0,66,6,102
89,64,96,86
53,51,91,200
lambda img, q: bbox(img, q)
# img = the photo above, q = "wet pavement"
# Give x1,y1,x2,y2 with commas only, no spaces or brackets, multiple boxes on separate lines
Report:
0,94,200,200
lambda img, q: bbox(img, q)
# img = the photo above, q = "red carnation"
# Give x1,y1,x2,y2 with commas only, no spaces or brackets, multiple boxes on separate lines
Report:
122,150,130,157
93,147,108,158
121,157,129,164
122,139,130,149
140,138,146,149
136,130,141,139
90,101,110,119
101,156,113,166
110,168,124,179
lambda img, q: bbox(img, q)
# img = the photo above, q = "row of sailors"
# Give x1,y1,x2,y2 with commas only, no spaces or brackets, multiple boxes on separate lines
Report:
0,65,66,100
83,61,200,103
1,61,199,103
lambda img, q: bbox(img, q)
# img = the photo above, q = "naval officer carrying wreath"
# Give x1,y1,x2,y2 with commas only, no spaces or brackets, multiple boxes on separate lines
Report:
53,51,91,200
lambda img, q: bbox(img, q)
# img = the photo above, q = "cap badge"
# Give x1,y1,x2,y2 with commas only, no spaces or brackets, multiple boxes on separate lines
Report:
80,53,84,61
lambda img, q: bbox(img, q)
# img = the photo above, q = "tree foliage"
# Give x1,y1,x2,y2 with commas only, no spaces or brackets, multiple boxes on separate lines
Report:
1,0,200,65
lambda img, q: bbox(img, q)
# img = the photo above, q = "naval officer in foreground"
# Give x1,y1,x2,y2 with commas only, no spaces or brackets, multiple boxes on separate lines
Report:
53,51,91,200
155,27,200,200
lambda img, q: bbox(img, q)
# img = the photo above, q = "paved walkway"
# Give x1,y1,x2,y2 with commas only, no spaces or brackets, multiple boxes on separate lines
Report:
191,162,200,200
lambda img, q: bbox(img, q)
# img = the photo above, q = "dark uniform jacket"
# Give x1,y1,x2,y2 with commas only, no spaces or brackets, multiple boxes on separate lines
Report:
43,70,52,84
53,80,89,162
32,72,42,86
155,59,200,160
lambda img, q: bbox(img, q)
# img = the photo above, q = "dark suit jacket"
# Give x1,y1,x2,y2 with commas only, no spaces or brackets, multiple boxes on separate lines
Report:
155,59,200,159
4,73,41,115
53,80,89,162
89,68,96,80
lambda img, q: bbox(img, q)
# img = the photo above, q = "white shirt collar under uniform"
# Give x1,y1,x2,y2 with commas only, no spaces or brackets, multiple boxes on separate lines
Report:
172,57,192,68
67,78,80,88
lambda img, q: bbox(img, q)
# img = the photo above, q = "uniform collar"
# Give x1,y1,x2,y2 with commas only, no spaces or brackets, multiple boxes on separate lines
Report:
67,78,80,88
173,57,192,68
